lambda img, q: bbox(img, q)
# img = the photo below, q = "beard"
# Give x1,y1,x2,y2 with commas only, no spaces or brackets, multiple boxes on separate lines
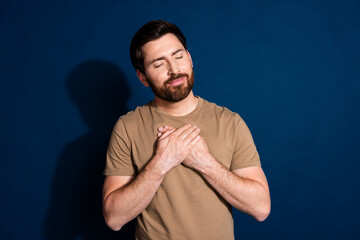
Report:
147,70,194,103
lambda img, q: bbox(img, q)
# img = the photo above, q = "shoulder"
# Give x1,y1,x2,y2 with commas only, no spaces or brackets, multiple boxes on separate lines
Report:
201,98,243,125
112,102,153,134
118,102,152,125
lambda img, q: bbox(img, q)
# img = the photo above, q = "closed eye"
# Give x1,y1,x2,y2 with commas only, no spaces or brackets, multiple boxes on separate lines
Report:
154,63,163,68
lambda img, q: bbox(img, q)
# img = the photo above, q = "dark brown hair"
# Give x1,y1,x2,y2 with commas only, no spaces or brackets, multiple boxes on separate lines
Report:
130,20,187,74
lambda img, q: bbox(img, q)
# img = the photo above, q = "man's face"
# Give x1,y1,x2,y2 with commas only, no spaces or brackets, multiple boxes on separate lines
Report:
139,33,194,102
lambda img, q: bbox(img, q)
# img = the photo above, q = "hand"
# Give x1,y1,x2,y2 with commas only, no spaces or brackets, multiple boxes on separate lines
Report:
157,125,214,171
155,124,201,173
183,136,213,171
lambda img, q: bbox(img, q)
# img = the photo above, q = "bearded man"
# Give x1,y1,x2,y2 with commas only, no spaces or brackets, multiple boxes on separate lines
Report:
102,20,271,240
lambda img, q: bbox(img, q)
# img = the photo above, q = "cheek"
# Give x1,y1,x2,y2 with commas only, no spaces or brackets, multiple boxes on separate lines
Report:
180,62,192,73
181,58,193,69
146,70,168,84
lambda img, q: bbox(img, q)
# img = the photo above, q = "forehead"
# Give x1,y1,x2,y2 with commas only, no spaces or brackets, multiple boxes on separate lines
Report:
141,33,185,60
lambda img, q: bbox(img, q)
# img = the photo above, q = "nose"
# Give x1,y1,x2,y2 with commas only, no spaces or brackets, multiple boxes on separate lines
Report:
167,60,179,75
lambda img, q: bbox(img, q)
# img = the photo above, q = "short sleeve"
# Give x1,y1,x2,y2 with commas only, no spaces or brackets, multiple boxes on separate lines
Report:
230,116,261,171
103,118,136,176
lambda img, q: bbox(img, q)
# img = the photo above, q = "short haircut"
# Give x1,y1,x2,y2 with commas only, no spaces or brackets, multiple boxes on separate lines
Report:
130,20,187,74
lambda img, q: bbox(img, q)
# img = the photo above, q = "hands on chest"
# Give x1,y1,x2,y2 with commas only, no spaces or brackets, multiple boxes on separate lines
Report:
156,124,214,173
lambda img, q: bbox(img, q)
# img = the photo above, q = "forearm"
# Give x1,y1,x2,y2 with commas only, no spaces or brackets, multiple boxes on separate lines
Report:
104,124,202,230
103,156,165,230
198,155,270,221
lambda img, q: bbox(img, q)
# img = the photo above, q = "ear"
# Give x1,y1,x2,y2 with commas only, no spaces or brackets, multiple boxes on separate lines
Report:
136,69,149,87
186,50,193,68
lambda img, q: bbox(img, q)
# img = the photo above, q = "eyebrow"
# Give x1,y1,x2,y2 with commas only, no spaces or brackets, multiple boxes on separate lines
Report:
148,49,184,65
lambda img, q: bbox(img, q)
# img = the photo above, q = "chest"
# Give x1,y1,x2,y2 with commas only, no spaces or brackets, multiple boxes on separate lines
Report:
129,117,235,172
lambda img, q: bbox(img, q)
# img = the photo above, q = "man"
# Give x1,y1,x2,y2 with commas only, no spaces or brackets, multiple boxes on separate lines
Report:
102,20,270,240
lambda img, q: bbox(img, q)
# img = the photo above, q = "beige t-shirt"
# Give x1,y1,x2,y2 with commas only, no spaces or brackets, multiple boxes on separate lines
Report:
104,97,261,240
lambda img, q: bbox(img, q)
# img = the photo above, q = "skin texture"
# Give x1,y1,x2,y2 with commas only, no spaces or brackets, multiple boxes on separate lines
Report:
102,33,271,231
103,124,201,230
158,126,271,221
137,33,198,116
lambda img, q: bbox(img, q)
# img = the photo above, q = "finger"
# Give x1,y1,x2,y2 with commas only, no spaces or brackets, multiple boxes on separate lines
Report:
159,128,175,140
157,127,166,133
187,135,201,148
195,136,209,151
157,125,175,133
182,126,200,144
171,123,193,136
177,125,195,139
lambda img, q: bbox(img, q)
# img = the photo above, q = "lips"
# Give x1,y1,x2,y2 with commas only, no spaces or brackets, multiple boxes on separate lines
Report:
165,73,188,87
168,77,186,86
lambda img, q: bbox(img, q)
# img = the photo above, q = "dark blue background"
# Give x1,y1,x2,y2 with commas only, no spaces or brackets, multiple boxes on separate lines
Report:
1,0,359,239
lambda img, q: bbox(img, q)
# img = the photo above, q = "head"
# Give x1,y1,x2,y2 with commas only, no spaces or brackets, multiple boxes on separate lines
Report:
130,20,188,74
130,20,194,102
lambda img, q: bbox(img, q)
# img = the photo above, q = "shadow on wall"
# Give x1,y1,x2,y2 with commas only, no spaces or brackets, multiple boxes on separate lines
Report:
44,60,135,239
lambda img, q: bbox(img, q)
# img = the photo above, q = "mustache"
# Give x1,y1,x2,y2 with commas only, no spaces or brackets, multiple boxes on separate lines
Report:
165,73,189,84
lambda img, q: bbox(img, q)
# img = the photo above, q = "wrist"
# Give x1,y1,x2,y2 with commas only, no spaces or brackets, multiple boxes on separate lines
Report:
148,154,171,177
197,154,221,175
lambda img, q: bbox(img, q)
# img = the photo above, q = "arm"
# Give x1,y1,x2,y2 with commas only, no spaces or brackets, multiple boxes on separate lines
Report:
102,158,165,231
102,124,201,231
196,155,270,221
186,137,270,222
158,127,271,222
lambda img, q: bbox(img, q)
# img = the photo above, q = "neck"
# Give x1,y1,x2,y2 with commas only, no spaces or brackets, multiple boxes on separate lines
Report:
154,91,198,116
